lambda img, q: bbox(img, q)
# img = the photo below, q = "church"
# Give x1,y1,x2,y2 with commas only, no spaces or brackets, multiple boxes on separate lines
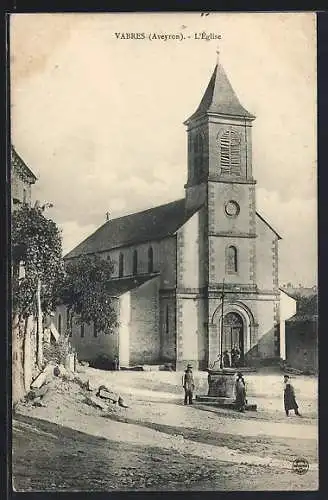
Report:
58,54,294,370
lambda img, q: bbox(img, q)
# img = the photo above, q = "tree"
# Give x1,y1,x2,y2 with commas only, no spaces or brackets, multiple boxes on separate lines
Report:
294,293,318,318
11,203,64,401
12,203,64,316
58,254,118,334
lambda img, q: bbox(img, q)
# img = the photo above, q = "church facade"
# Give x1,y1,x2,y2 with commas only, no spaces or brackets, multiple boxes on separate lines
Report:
59,57,288,370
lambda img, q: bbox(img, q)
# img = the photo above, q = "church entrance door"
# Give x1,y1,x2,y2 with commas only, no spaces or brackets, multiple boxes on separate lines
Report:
223,312,244,366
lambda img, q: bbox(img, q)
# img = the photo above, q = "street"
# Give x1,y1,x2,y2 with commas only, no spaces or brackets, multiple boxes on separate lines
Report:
12,368,318,491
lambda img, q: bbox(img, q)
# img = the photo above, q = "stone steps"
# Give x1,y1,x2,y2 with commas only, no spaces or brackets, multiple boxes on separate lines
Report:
195,395,257,411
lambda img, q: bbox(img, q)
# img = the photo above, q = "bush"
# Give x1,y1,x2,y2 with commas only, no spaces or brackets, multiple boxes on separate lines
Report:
43,335,72,365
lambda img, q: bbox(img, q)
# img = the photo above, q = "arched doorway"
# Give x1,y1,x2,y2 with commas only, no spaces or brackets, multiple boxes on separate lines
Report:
223,312,244,363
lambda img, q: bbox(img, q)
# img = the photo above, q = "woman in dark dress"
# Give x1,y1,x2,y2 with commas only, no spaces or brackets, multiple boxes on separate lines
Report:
235,372,247,412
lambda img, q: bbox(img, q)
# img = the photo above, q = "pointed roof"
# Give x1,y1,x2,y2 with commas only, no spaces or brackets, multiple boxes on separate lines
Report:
185,63,255,123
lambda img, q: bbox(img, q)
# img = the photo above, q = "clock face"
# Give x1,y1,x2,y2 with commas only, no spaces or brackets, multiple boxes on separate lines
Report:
225,200,240,217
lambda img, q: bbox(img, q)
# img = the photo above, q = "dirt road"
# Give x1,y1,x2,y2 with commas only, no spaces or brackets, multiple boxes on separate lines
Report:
12,368,318,491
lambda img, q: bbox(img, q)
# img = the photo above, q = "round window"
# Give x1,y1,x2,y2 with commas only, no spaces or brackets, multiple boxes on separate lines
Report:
225,200,240,217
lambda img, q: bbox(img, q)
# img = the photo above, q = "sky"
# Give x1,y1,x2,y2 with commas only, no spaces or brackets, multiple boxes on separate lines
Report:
10,12,317,287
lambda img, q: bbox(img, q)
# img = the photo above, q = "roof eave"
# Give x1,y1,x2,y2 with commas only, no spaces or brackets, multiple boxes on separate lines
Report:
184,109,256,126
256,211,282,240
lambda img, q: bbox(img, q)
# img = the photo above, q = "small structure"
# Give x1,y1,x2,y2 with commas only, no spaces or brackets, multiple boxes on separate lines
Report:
196,369,257,411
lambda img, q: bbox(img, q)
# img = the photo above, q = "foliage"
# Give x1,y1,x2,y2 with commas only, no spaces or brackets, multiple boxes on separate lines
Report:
43,335,73,365
294,294,318,317
58,254,118,333
12,204,64,318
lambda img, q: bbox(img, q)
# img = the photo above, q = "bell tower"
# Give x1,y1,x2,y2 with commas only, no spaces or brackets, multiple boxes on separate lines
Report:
184,50,258,335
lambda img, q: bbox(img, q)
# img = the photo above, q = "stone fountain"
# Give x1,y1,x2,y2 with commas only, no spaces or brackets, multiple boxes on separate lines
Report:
195,368,257,411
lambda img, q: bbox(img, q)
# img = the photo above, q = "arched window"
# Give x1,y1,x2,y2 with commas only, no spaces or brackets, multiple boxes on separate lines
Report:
58,314,62,335
66,308,72,337
118,252,124,277
226,245,238,274
133,249,138,275
165,305,169,334
148,246,154,273
193,133,204,180
80,324,85,338
219,129,241,175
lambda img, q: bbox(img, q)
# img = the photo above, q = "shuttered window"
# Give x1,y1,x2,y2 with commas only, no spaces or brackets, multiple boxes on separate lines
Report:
219,130,241,175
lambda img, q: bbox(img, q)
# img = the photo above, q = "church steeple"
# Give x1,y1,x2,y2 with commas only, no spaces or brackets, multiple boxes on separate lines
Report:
185,58,255,125
184,52,256,211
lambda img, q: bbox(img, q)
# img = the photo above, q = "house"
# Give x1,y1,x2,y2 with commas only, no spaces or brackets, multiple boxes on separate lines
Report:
281,286,318,373
11,146,37,210
57,53,295,370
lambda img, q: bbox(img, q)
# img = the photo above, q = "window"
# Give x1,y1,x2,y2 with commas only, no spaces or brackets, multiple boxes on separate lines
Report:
165,305,169,334
133,249,138,275
23,188,27,205
93,324,97,338
81,324,85,338
58,314,62,335
193,133,204,180
118,252,124,277
219,129,241,175
66,308,72,337
148,246,154,273
226,245,238,274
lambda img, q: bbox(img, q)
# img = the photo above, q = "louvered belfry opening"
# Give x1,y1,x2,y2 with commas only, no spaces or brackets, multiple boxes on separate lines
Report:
219,129,241,175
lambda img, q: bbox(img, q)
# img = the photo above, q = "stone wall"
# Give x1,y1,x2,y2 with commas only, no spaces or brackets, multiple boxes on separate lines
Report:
159,293,176,362
11,171,32,208
256,216,278,291
129,277,161,365
100,236,176,289
56,302,120,363
285,319,318,373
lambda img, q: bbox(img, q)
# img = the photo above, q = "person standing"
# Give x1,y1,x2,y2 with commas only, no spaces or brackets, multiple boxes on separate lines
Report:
223,350,231,368
113,355,119,371
182,364,195,405
283,375,301,416
235,372,247,412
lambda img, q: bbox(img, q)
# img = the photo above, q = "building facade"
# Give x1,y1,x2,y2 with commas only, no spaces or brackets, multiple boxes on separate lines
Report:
11,146,37,210
61,56,293,370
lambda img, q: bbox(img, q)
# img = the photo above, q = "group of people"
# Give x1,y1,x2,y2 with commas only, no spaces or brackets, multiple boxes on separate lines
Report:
222,346,241,368
182,365,301,416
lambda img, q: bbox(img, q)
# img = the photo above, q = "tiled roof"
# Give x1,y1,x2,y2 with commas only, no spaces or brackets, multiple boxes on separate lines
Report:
107,275,159,296
65,198,202,259
286,313,318,323
185,63,255,123
280,286,317,299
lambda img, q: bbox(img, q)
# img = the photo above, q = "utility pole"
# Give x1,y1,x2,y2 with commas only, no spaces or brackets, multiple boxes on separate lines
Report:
36,278,43,368
220,278,225,369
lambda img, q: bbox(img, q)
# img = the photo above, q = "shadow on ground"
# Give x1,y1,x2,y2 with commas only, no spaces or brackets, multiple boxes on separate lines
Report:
12,413,318,492
101,411,318,463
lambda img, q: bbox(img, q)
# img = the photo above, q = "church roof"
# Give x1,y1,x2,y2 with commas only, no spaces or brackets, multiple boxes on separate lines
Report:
185,63,255,123
107,275,159,297
65,196,282,259
65,198,202,259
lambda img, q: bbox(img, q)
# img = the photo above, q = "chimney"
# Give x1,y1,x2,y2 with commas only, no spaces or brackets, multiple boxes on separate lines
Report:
106,212,110,222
